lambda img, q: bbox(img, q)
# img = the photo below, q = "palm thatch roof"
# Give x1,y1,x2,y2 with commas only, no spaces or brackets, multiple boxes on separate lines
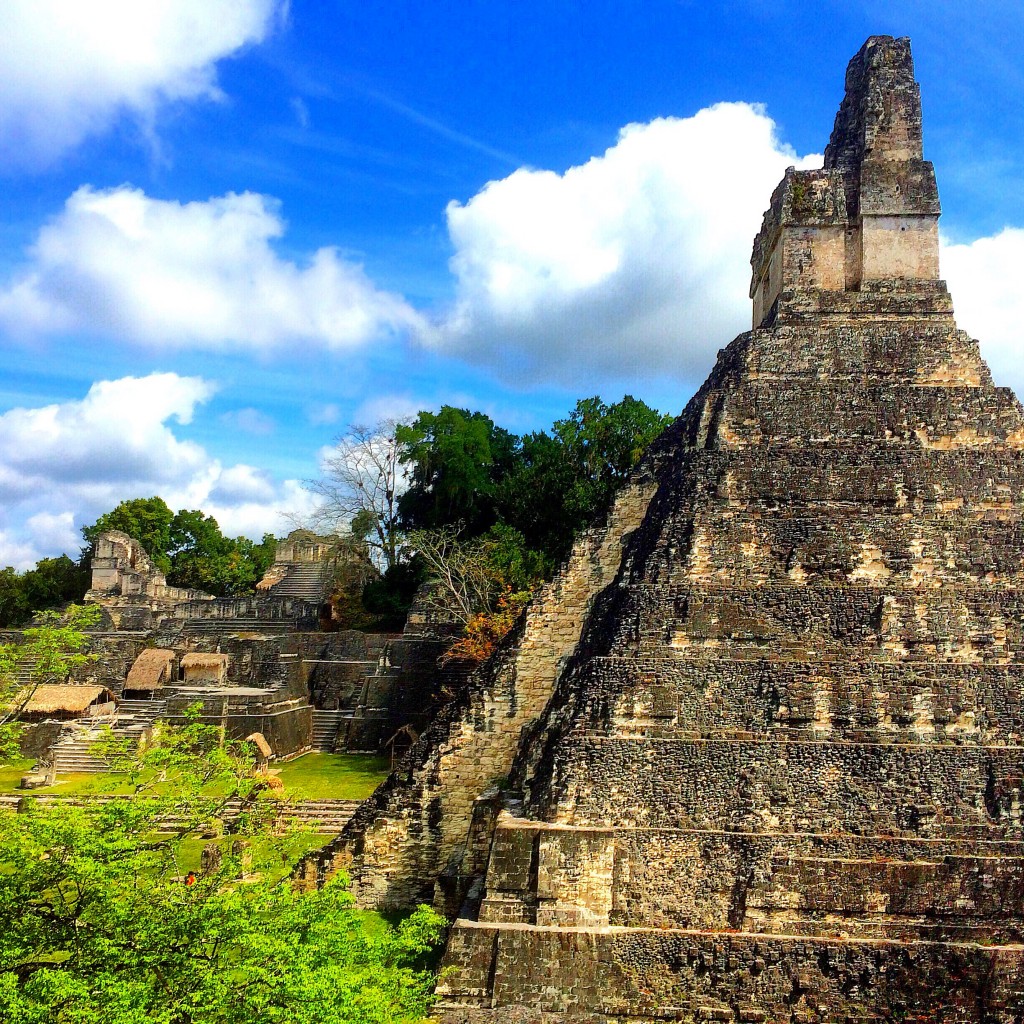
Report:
18,684,115,715
125,648,174,690
180,653,230,669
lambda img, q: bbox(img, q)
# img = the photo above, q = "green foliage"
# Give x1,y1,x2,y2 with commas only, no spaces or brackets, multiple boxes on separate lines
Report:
397,407,517,535
166,511,276,596
0,604,101,762
360,562,425,631
480,523,551,594
0,558,90,629
0,713,445,1023
82,496,176,574
81,498,277,598
396,398,667,566
496,396,671,562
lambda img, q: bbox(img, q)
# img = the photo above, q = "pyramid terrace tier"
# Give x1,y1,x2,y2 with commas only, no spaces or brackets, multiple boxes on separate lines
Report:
563,656,1024,744
642,508,1024,586
524,736,1024,839
705,320,988,387
706,382,1024,450
595,584,1024,663
477,819,1024,942
652,447,1024,513
438,921,1024,1023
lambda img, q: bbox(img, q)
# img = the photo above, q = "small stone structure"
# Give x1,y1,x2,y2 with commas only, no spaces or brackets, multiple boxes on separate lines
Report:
256,530,337,608
86,531,213,628
307,37,1024,1021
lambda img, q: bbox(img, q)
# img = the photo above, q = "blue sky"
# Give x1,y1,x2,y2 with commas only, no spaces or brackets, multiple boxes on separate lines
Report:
1,0,1022,567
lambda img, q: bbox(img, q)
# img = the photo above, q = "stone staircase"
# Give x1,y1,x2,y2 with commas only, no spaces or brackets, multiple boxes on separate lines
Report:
0,792,362,834
51,699,168,773
51,729,111,773
12,654,39,687
311,709,347,751
181,617,296,635
270,562,331,601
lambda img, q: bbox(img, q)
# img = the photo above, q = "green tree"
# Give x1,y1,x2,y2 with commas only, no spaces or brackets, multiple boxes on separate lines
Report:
0,711,444,1023
305,420,407,572
397,407,518,535
497,396,670,562
0,558,91,629
0,604,100,761
0,568,31,629
82,499,277,598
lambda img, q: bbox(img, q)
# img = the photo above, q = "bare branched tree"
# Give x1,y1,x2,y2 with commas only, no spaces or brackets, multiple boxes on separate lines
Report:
405,525,497,626
304,420,408,572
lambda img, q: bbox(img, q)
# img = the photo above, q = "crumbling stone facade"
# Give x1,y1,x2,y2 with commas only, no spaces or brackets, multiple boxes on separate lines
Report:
86,531,213,628
321,36,1024,1022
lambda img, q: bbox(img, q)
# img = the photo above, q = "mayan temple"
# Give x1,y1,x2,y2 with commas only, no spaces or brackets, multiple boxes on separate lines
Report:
309,36,1024,1020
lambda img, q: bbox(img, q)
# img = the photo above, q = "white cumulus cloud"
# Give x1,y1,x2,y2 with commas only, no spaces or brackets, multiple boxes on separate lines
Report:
0,186,423,351
428,102,821,386
0,0,285,165
941,229,1024,397
0,373,314,570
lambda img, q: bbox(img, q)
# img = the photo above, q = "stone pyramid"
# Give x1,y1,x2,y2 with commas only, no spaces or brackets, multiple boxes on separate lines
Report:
314,36,1024,1021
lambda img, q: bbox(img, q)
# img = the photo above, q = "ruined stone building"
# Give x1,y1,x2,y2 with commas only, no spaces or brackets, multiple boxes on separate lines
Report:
309,37,1024,1020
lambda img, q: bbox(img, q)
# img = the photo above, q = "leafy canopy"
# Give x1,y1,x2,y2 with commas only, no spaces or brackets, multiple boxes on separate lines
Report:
81,498,277,597
0,708,444,1023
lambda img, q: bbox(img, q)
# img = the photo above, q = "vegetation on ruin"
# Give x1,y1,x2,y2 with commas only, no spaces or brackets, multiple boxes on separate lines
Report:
84,497,278,597
312,395,669,645
0,710,444,1023
0,604,101,760
0,394,668,644
0,502,278,627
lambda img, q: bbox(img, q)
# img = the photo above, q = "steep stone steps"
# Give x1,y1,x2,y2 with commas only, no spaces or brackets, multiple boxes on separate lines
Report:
51,730,111,773
268,562,331,601
311,710,347,751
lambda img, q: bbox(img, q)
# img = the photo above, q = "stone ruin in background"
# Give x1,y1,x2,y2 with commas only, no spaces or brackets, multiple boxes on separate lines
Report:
308,36,1024,1021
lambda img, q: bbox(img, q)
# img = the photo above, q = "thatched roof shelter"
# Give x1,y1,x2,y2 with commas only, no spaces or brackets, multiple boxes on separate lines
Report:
180,653,230,669
125,648,174,691
17,684,115,717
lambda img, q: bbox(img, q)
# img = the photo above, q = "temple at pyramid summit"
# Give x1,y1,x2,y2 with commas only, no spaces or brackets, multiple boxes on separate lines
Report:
309,36,1024,1020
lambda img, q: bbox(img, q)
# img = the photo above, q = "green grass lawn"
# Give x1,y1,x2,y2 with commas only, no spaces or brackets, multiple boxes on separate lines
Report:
0,758,35,792
172,831,337,881
274,753,390,801
0,753,391,801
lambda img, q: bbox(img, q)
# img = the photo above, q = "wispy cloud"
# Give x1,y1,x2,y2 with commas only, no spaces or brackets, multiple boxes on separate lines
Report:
352,82,522,167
